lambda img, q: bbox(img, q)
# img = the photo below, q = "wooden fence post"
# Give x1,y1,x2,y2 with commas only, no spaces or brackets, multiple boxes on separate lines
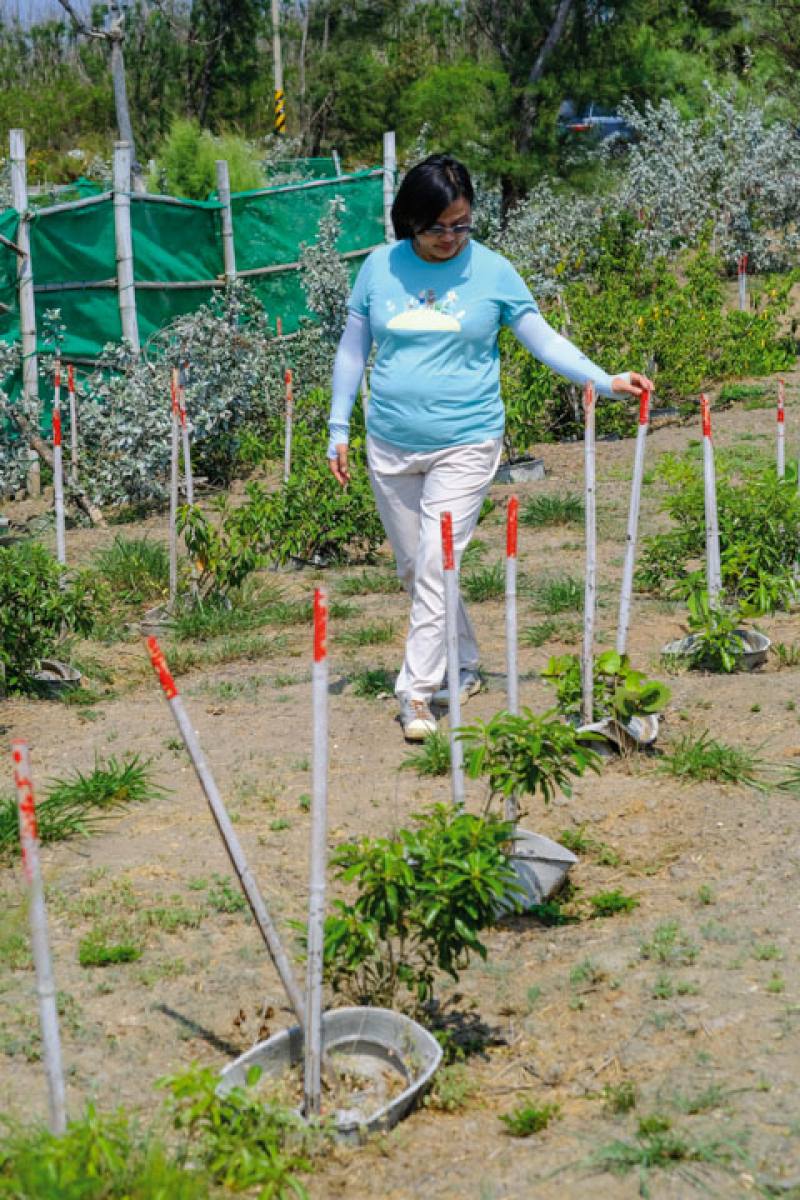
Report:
9,129,40,496
215,160,237,286
112,141,140,354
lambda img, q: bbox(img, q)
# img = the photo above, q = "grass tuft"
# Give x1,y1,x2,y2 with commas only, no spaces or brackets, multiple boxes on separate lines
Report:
658,731,768,790
338,621,396,647
461,564,505,603
500,1102,560,1137
640,920,698,966
400,730,451,777
521,493,583,528
529,574,583,614
78,927,142,967
0,755,164,858
335,570,403,596
351,667,395,698
589,890,639,918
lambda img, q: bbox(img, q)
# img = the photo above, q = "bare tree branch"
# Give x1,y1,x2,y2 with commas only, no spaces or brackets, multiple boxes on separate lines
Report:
54,0,106,40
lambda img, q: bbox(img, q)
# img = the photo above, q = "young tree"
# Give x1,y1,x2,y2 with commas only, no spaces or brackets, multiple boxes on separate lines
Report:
55,0,145,188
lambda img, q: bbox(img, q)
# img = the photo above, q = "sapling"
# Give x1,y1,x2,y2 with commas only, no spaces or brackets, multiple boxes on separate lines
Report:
458,708,602,809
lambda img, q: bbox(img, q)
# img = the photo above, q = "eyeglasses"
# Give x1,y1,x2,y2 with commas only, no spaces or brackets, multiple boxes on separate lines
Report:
420,223,474,237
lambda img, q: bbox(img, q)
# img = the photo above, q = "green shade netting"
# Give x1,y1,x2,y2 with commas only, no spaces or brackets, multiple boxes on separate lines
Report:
0,165,384,429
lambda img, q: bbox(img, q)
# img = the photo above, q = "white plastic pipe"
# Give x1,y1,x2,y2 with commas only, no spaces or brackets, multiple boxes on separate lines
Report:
504,496,519,824
616,389,650,656
146,637,306,1025
382,131,396,243
701,394,722,603
283,368,293,484
738,253,748,312
441,511,465,808
168,369,180,610
777,378,785,479
52,358,66,566
12,741,67,1135
581,383,596,726
67,363,78,486
304,589,328,1118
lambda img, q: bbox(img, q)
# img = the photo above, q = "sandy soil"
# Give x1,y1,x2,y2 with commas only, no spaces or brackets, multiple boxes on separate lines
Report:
2,367,800,1198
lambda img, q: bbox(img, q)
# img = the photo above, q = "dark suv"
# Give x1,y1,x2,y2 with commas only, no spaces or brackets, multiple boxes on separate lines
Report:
557,102,636,144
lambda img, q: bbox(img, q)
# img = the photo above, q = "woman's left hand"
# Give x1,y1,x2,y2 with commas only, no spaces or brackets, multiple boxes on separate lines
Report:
610,371,655,397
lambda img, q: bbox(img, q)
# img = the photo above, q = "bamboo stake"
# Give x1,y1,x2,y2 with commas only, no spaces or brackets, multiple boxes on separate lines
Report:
12,741,67,1135
616,388,650,656
441,511,465,809
504,496,519,825
168,368,180,610
737,253,748,312
382,131,396,243
215,159,237,286
67,364,78,487
304,589,328,1118
145,637,307,1025
701,394,722,603
178,363,194,505
777,378,785,479
52,357,66,566
581,382,596,726
112,142,140,354
9,130,39,420
283,368,293,483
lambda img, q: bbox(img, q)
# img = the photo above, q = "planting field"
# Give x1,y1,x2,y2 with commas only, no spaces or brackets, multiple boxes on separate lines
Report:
3,368,800,1198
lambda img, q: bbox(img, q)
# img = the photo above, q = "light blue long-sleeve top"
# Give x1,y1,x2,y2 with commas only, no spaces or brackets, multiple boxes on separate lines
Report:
327,238,622,458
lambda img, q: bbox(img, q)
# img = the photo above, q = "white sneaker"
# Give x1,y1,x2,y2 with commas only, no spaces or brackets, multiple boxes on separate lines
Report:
431,670,482,708
400,698,437,742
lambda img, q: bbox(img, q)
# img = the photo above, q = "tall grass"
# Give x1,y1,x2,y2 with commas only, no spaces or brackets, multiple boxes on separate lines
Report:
521,493,583,528
92,536,170,605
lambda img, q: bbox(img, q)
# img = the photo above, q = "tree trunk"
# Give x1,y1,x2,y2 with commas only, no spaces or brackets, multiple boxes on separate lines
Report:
517,0,575,158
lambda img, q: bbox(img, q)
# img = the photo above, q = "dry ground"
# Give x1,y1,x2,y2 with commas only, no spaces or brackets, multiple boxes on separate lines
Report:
2,368,800,1198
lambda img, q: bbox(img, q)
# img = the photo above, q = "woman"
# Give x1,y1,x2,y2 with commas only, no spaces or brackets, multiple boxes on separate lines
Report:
328,154,652,741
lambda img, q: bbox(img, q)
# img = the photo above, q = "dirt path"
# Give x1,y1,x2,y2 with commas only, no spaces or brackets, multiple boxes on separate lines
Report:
2,369,800,1197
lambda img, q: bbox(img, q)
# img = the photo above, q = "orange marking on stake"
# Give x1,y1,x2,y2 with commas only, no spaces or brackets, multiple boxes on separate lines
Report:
506,496,519,559
701,394,711,438
583,381,594,410
170,369,179,416
441,512,455,571
285,368,293,406
67,363,74,392
52,408,62,447
146,636,178,700
639,389,650,425
313,589,327,663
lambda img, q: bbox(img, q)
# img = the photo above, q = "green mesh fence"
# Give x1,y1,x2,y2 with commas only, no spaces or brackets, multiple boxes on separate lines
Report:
0,165,385,424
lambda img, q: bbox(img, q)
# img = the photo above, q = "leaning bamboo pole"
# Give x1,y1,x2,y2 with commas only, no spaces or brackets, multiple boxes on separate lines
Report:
12,741,67,1135
146,638,307,1025
581,383,597,726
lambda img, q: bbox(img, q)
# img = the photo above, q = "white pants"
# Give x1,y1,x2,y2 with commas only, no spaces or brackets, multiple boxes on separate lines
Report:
367,433,503,702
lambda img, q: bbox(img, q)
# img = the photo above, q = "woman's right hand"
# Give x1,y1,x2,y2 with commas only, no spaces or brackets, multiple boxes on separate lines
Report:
328,444,351,487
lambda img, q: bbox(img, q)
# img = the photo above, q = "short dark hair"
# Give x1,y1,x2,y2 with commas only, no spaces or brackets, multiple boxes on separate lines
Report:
391,154,474,240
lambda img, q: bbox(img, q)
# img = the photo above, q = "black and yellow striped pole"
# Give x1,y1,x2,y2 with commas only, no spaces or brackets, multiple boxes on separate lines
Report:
274,87,286,135
271,0,285,135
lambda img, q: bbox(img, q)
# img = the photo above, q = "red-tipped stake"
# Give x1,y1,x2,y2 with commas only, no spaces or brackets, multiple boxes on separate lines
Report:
700,394,722,603
738,253,748,312
616,388,650,656
505,497,520,823
304,590,328,1118
67,363,78,487
283,368,294,484
581,382,597,726
777,379,786,480
145,637,307,1025
52,357,66,565
12,742,67,1135
168,369,180,610
441,512,465,809
178,362,194,505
